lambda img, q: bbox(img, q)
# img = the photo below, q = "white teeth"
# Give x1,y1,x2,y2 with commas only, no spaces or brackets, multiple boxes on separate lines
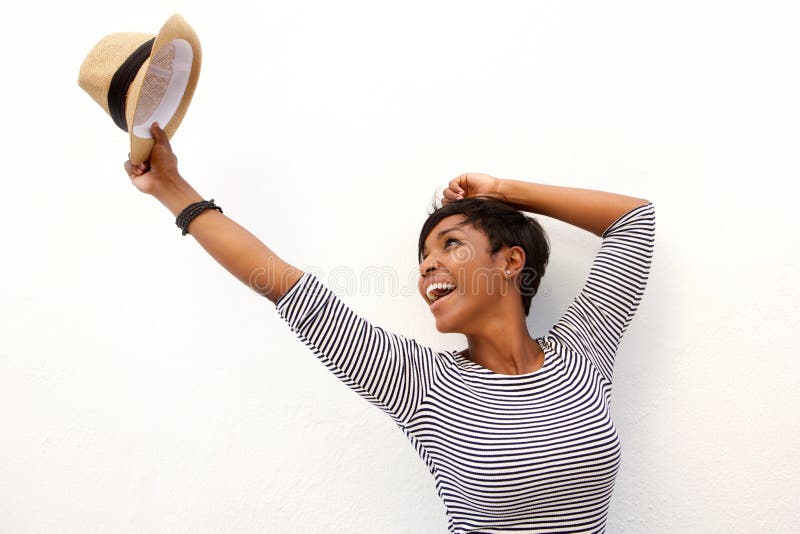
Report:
426,282,456,302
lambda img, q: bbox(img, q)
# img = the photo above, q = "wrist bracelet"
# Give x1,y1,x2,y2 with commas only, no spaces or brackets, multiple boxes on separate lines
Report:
176,199,223,236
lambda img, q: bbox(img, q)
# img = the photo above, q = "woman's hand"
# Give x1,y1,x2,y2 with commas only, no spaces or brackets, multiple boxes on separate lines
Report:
123,122,203,217
123,122,181,196
441,172,504,205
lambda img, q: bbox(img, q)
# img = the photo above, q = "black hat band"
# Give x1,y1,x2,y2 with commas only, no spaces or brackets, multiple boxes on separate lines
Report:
107,38,156,132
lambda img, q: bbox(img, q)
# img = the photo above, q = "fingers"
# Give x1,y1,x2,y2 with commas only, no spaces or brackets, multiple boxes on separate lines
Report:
441,175,466,204
450,175,466,196
124,155,149,178
442,187,461,204
150,122,171,149
124,160,136,177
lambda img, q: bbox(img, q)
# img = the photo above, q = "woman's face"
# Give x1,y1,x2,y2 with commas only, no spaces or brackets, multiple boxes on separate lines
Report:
418,214,511,334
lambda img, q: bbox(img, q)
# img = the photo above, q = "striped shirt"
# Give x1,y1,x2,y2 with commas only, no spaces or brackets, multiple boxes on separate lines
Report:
275,202,656,533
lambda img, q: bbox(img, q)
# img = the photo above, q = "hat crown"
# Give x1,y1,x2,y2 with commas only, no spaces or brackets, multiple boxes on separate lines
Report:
78,32,155,115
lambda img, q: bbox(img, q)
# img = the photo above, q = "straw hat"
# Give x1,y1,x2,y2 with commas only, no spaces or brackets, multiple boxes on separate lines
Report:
78,14,201,165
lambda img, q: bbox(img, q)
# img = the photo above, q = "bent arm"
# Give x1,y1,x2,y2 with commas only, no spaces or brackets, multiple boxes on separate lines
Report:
547,201,656,382
496,179,650,236
488,175,655,381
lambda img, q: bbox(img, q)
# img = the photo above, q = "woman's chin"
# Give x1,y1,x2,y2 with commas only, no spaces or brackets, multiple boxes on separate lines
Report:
430,297,468,333
433,315,460,334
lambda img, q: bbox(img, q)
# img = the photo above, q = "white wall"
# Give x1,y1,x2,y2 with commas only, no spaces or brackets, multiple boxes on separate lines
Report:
1,1,798,532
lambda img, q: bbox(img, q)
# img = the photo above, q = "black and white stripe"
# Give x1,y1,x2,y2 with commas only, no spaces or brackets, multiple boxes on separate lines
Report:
276,202,656,533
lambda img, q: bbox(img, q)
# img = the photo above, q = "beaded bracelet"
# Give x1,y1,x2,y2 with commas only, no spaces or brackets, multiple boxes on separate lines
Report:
176,199,223,236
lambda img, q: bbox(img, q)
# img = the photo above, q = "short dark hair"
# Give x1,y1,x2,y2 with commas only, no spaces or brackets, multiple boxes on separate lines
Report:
418,196,550,316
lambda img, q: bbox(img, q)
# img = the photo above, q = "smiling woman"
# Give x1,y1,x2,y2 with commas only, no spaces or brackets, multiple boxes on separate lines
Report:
123,129,655,533
417,195,550,319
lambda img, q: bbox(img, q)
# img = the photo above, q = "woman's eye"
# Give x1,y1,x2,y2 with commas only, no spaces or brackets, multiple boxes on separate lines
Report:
421,238,461,262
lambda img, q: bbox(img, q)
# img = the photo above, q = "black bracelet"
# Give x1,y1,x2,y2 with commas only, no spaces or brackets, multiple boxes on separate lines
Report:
176,199,223,236
176,201,212,229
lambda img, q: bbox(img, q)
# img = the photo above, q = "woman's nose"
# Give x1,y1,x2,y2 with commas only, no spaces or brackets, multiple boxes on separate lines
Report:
420,258,439,276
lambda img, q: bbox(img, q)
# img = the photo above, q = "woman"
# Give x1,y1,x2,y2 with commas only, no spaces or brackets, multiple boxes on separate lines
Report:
125,123,656,533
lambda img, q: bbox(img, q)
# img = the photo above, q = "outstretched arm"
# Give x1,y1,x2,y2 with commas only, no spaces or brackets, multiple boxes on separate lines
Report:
125,123,443,427
124,123,303,303
441,172,650,235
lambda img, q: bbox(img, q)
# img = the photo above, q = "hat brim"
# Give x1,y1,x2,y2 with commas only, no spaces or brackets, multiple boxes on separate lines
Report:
126,14,201,165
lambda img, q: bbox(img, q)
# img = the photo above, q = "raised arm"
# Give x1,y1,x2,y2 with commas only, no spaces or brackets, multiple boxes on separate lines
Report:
442,172,650,235
124,123,303,303
124,124,445,426
442,173,656,383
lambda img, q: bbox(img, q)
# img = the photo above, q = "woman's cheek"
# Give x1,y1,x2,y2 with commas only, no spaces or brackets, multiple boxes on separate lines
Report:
453,242,476,263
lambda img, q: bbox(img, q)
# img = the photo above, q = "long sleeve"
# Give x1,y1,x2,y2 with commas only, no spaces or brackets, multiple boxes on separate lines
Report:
548,201,656,384
274,272,443,427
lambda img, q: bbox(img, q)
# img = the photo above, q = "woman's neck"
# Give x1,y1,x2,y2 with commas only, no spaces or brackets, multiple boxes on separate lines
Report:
461,314,544,375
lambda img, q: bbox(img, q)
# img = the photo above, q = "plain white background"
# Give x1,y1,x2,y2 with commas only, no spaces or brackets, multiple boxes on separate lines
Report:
1,1,798,532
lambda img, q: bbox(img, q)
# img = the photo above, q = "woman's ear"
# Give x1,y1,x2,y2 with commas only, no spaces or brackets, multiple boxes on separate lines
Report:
504,245,526,274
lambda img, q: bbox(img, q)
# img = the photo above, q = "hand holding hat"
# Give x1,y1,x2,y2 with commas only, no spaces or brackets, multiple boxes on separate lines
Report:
78,14,201,165
121,121,205,220
124,122,178,195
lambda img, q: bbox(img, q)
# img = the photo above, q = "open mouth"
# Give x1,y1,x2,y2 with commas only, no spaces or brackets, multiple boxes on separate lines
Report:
426,282,457,308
